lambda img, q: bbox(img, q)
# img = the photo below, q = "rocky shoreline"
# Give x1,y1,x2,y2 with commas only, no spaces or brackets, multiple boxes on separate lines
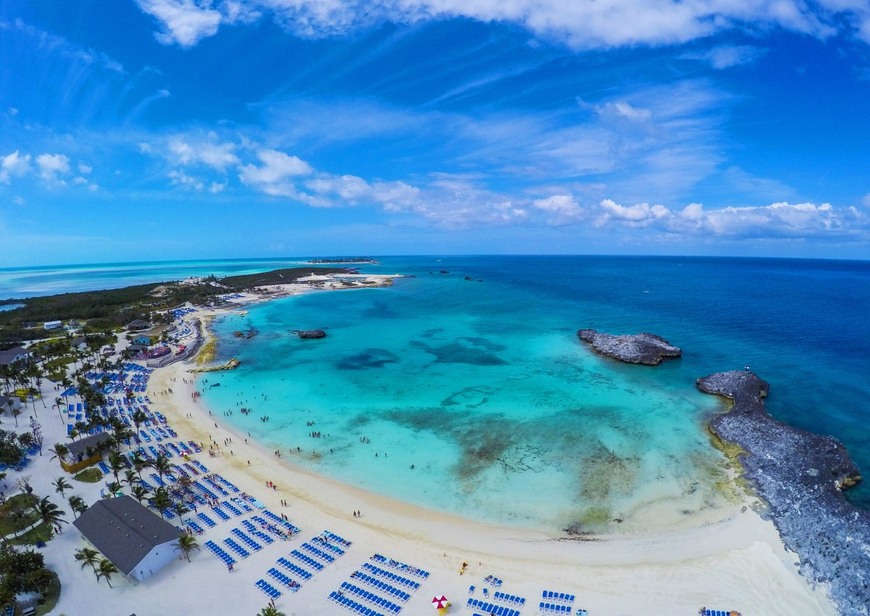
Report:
697,371,869,615
577,329,682,365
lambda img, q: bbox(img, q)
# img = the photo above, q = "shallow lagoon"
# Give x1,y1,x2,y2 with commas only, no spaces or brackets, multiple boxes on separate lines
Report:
201,260,750,532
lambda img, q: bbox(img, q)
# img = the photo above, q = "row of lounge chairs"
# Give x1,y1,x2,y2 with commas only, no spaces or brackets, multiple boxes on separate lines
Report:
255,578,281,600
542,590,575,604
370,554,429,579
204,540,236,567
360,563,420,590
328,590,385,616
350,571,411,602
338,582,402,614
540,602,586,614
467,598,519,616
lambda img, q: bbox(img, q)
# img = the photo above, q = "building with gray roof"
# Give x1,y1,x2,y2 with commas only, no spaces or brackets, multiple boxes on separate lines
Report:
73,495,183,582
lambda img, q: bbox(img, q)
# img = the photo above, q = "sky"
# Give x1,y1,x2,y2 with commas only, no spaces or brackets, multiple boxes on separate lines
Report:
1,0,869,265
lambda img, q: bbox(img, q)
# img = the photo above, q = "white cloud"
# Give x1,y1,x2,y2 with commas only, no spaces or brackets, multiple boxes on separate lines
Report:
862,193,870,208
134,0,870,49
238,148,315,200
593,198,867,239
532,194,585,225
35,153,71,185
136,0,223,47
598,198,670,227
78,163,93,174
168,134,239,170
0,151,31,183
168,169,205,191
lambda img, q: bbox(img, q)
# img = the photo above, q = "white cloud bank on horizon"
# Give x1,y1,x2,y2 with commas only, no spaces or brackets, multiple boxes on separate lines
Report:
595,198,865,239
136,0,870,49
139,133,868,241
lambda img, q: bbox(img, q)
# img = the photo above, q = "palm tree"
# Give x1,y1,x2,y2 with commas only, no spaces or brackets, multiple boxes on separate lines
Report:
172,502,190,524
106,481,122,496
96,558,118,588
107,451,125,484
123,468,138,487
129,483,150,504
68,495,88,519
74,547,100,573
174,533,200,562
258,606,286,616
132,451,151,479
151,486,172,518
33,496,67,536
131,409,148,441
152,453,172,484
48,443,69,462
53,476,73,498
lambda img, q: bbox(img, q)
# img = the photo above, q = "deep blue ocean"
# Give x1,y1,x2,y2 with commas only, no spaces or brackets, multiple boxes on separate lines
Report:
3,256,868,530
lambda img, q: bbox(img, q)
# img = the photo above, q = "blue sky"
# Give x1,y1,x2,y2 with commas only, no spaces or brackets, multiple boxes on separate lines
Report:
1,0,869,265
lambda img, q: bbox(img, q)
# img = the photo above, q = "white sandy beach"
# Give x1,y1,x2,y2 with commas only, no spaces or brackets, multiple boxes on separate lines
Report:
17,280,839,616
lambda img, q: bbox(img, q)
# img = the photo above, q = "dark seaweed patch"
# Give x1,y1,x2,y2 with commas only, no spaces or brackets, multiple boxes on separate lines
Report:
335,348,399,370
411,340,507,366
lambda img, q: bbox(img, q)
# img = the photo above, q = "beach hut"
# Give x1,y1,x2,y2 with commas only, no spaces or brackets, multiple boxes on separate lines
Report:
73,495,183,583
60,432,113,473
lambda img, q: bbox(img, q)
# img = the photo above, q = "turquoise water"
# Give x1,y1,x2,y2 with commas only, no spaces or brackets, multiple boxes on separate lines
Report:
198,255,870,531
5,256,867,532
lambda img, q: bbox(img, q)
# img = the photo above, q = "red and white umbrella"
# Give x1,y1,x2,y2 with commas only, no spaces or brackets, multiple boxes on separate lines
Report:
432,595,449,609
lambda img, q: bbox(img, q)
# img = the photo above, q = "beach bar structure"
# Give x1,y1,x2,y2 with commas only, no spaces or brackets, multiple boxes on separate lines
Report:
59,432,113,473
73,495,183,583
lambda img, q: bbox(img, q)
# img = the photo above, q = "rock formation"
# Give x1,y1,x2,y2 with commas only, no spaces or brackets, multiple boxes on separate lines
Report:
295,329,326,339
698,370,869,615
576,329,682,365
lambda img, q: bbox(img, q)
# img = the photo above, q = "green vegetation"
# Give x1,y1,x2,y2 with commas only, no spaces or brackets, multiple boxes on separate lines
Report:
0,266,351,345
8,521,53,546
72,468,102,483
0,544,58,612
33,570,60,615
0,493,39,536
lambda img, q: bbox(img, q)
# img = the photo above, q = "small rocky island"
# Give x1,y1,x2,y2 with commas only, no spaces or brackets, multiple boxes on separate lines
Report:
293,329,326,339
697,371,869,615
577,329,682,365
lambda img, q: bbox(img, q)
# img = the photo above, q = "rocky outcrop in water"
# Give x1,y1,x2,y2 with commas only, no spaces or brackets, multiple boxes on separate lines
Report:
576,329,682,365
697,370,869,615
295,329,326,339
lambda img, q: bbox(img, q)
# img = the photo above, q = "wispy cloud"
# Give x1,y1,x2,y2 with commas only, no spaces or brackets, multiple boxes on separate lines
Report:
134,1,870,49
684,45,767,69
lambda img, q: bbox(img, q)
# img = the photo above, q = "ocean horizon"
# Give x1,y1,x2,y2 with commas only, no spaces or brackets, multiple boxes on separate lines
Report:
4,255,868,531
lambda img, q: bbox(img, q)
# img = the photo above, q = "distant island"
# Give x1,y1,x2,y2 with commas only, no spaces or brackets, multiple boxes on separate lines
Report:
0,266,353,345
307,257,379,264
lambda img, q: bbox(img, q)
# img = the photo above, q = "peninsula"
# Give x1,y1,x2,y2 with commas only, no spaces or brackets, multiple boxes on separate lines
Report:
697,371,870,615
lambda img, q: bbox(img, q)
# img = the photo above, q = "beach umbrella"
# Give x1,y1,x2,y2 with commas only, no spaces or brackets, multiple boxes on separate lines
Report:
432,595,449,609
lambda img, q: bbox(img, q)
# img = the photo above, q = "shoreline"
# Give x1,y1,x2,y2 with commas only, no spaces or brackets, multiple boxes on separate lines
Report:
27,274,840,615
141,288,836,614
141,356,838,614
